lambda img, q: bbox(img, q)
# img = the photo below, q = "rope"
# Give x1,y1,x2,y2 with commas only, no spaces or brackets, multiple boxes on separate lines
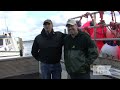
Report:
99,11,104,22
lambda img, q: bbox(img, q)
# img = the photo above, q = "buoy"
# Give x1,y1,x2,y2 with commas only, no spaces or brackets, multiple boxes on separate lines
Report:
91,25,108,52
81,21,94,36
118,46,120,60
99,43,120,60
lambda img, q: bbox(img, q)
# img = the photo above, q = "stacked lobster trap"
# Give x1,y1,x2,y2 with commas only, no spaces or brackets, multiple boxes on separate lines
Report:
69,11,120,69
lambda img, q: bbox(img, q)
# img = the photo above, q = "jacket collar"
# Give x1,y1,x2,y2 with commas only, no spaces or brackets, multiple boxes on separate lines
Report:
41,28,55,39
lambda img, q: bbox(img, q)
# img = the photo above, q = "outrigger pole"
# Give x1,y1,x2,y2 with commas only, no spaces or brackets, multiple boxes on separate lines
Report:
69,11,120,41
70,11,106,19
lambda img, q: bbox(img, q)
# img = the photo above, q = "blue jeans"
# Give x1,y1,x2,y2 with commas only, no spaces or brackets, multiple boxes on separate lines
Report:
40,62,62,79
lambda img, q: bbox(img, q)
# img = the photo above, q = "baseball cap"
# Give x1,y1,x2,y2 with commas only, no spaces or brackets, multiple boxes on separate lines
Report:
66,19,77,26
43,19,53,25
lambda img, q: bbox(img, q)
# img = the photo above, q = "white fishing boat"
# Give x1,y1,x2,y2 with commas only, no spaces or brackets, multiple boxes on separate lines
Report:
0,32,23,57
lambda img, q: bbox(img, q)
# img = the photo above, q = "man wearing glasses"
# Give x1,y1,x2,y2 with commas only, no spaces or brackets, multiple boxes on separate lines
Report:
31,19,66,79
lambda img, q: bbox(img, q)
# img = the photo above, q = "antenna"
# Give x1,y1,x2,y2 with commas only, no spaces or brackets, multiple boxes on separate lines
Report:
4,15,8,32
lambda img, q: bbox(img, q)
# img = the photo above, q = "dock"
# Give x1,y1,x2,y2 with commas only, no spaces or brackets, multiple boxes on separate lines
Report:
0,56,120,79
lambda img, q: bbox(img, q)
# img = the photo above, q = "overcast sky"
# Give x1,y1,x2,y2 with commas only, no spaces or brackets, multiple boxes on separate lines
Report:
0,11,120,41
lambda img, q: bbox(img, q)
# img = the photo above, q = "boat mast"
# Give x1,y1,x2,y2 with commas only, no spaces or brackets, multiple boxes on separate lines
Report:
4,15,8,33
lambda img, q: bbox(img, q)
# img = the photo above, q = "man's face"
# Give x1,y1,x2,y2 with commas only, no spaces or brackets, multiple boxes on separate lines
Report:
67,24,78,35
44,22,53,32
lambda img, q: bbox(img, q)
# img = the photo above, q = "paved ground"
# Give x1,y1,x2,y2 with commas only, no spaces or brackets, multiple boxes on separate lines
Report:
2,61,117,79
3,73,40,79
3,71,114,79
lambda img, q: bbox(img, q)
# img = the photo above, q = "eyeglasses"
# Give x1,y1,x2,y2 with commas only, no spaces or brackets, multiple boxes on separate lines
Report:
44,23,51,25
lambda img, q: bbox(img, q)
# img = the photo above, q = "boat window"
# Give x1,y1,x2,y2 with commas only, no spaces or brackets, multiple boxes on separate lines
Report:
0,39,3,45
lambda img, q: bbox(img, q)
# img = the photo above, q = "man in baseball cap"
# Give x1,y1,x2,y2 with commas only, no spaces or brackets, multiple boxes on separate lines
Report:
66,19,78,37
66,19,77,27
31,19,67,79
43,19,53,34
43,19,53,25
64,19,98,79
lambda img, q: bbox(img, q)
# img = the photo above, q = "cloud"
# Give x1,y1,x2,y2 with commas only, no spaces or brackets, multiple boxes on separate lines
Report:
0,11,120,41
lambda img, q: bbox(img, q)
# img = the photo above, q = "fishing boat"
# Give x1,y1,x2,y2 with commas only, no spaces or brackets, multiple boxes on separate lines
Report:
0,32,23,57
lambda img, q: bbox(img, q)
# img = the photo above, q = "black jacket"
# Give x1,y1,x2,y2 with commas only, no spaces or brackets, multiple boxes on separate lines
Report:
31,29,66,64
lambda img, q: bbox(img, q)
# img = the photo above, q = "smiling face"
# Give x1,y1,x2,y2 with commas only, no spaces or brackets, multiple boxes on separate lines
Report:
66,19,79,38
66,24,78,36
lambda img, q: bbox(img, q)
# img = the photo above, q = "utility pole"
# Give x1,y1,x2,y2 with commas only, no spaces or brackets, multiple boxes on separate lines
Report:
64,29,67,34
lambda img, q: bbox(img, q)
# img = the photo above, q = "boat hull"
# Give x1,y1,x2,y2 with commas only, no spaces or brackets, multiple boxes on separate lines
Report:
0,51,20,57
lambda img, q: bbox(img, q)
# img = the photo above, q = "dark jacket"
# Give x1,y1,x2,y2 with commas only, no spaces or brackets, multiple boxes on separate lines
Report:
31,28,66,64
64,31,98,74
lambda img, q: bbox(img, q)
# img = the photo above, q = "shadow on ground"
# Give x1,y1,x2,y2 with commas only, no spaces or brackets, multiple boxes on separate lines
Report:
3,73,40,79
2,72,115,79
